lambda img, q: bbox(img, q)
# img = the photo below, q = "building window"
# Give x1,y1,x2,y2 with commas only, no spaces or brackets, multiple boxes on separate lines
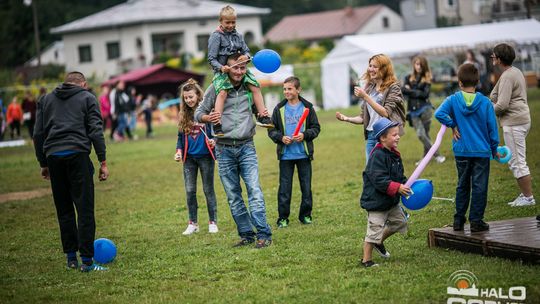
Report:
244,31,254,45
446,0,456,8
382,16,389,28
197,34,210,52
78,45,92,63
415,0,426,15
106,41,120,60
152,32,184,55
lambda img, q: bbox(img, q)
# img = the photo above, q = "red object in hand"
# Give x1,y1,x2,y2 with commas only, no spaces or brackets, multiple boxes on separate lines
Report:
293,108,310,136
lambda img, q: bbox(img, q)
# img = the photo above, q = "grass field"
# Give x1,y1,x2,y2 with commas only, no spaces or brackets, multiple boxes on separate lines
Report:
1,90,539,303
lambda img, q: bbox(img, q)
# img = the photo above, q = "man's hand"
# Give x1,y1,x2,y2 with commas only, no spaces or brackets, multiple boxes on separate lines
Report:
292,133,304,142
398,184,412,196
40,167,50,180
220,65,231,73
99,162,109,181
282,136,293,145
257,108,269,118
203,110,221,124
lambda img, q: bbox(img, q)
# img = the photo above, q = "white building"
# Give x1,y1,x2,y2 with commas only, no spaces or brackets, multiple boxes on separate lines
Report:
51,0,270,80
25,41,65,67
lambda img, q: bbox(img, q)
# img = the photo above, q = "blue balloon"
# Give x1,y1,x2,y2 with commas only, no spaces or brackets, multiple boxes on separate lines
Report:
252,49,281,73
94,238,117,264
401,179,434,210
496,146,512,164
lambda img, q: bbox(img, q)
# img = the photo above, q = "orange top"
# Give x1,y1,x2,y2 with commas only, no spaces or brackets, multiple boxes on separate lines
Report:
7,102,23,124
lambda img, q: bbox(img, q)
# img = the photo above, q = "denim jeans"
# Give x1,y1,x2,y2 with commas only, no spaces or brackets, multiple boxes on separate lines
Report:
183,156,217,223
116,113,128,137
278,158,312,223
454,157,490,223
365,130,378,163
411,107,440,157
215,141,272,240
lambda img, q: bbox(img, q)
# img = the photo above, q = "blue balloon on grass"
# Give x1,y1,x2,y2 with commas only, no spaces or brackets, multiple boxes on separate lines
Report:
496,146,512,164
401,179,434,210
94,238,117,264
253,49,281,73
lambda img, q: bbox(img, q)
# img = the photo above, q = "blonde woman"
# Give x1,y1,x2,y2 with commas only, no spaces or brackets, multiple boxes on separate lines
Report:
336,54,406,162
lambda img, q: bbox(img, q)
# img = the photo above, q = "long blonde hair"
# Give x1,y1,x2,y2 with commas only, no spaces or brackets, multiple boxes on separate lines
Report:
362,54,398,92
409,56,432,84
178,78,204,133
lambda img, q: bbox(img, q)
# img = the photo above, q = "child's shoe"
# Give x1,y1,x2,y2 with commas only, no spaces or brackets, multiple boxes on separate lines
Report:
256,116,274,128
360,260,379,268
373,243,390,259
277,219,289,228
213,124,225,137
66,259,79,270
182,222,199,235
80,263,108,272
435,155,446,164
208,221,219,233
470,220,490,232
301,216,312,225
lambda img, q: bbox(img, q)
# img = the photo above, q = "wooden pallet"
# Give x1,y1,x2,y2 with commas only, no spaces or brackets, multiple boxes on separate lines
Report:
428,217,540,264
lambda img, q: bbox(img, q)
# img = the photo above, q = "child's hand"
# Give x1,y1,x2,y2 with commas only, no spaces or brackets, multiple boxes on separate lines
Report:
221,65,231,73
208,139,216,149
452,127,461,141
174,149,182,162
238,54,249,63
282,136,292,145
398,184,412,196
292,133,304,142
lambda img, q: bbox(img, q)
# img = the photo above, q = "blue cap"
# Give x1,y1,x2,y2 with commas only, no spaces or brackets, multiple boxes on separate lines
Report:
372,117,400,139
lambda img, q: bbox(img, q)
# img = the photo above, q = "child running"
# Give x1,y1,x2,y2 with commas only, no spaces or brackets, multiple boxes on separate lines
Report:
207,5,273,136
174,79,218,235
360,118,411,268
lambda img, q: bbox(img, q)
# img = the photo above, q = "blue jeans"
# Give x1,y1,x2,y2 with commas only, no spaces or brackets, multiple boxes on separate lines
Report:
454,157,490,223
365,130,378,163
215,141,272,240
183,156,217,223
116,113,128,136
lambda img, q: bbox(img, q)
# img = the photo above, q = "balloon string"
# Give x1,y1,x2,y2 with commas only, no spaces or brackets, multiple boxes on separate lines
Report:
405,125,447,187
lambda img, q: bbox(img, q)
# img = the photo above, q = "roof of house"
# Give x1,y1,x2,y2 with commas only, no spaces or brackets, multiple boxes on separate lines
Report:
51,0,270,35
264,5,385,42
102,63,204,86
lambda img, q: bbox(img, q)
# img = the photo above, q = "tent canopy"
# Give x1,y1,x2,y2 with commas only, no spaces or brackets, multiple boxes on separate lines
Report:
102,64,204,99
322,19,540,109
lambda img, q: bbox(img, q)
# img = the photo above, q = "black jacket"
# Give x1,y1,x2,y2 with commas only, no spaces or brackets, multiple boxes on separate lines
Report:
33,83,106,167
267,97,320,160
360,144,407,211
401,74,431,112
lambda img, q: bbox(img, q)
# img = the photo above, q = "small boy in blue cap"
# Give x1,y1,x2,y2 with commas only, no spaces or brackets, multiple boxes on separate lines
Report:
360,117,411,268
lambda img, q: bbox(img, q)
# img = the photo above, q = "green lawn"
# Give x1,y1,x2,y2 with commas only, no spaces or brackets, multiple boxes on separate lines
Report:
1,90,539,303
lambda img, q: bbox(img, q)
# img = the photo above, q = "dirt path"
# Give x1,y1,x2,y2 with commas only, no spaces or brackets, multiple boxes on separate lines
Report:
0,188,52,204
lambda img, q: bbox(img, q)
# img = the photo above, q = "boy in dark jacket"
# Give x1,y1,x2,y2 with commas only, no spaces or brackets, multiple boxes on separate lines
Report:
268,76,320,227
360,117,411,268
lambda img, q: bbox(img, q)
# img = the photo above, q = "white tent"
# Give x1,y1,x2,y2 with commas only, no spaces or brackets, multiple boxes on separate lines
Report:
321,19,540,109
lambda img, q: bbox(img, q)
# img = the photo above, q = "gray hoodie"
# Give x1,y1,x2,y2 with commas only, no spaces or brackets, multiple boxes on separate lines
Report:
195,83,255,144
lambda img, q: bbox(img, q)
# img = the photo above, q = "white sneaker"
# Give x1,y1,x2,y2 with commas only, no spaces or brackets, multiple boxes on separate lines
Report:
208,222,219,233
508,193,524,206
435,155,446,164
512,195,536,207
182,223,199,235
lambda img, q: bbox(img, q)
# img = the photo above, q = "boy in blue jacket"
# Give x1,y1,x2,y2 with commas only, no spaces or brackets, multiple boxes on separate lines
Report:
435,63,499,232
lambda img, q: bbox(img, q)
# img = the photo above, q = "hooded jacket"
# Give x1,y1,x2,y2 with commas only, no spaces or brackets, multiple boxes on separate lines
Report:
267,97,321,160
435,91,499,158
33,83,106,167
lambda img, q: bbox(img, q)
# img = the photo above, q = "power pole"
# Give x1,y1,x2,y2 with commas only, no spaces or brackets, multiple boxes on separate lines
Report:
25,0,41,76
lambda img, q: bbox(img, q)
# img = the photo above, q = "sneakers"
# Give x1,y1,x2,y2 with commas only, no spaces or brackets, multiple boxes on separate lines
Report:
470,220,490,232
301,216,312,225
213,124,225,137
80,263,108,272
435,155,446,164
373,243,391,259
256,116,274,128
510,194,536,207
233,238,255,247
67,259,78,270
182,222,199,235
360,260,379,268
277,219,289,228
453,219,465,231
208,221,219,233
255,239,272,249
